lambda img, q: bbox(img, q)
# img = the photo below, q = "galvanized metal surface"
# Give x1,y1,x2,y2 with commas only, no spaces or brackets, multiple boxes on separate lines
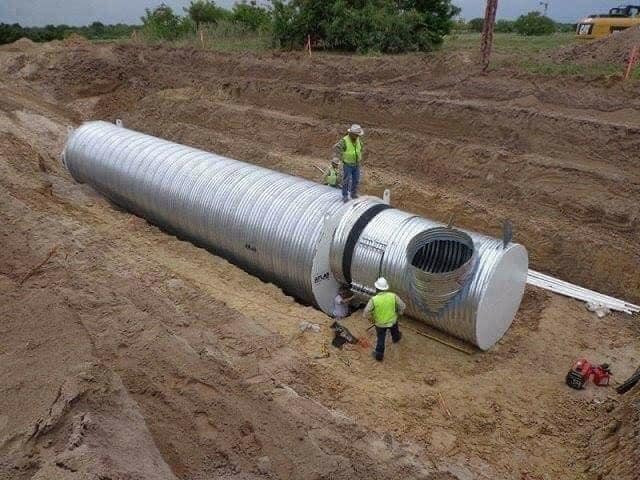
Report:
328,197,388,285
64,121,530,350
335,207,527,348
64,121,344,302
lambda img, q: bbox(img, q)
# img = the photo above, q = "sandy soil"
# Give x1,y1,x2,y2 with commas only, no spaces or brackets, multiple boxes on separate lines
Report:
0,39,638,480
552,25,640,65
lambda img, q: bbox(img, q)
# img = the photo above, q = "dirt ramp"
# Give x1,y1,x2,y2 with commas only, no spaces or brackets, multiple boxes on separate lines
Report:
553,26,640,65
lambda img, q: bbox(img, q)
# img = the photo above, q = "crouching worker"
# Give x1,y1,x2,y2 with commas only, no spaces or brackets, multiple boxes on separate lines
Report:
332,286,353,322
324,158,341,188
363,277,406,362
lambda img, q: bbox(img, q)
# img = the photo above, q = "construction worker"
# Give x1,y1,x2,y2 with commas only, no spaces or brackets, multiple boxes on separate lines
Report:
324,158,341,188
333,124,364,202
332,286,353,322
363,277,406,362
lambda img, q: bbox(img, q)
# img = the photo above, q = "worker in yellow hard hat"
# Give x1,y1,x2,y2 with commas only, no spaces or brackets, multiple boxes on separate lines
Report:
363,277,406,362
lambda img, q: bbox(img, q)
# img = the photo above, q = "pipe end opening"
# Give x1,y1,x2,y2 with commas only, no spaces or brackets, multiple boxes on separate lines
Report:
409,229,474,274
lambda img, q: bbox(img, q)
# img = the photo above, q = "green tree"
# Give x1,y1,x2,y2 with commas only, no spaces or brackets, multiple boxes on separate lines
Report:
555,22,576,33
232,1,271,32
89,21,105,36
0,21,137,45
141,4,192,40
272,0,334,46
0,23,24,44
272,0,459,53
494,19,514,33
468,17,484,32
513,11,556,36
184,0,227,29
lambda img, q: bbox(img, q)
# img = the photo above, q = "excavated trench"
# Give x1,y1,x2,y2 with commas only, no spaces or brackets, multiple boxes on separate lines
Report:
2,40,640,480
13,40,635,302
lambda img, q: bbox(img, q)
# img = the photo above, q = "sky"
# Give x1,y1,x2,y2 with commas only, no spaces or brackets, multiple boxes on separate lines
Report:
0,1,624,27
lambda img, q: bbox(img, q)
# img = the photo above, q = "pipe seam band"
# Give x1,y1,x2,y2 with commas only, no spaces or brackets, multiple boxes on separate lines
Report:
342,203,390,285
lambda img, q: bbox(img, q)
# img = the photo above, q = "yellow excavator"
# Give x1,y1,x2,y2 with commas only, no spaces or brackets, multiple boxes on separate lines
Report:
576,4,640,39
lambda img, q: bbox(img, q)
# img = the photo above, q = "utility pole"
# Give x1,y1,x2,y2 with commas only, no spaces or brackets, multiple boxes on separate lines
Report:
480,0,498,72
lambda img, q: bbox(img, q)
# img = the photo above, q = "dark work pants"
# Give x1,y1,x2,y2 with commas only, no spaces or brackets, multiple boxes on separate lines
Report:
374,322,401,360
342,164,360,199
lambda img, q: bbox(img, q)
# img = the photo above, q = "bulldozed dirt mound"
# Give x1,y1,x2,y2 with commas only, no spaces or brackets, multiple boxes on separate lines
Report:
0,37,37,52
1,39,639,480
553,25,640,65
62,33,90,48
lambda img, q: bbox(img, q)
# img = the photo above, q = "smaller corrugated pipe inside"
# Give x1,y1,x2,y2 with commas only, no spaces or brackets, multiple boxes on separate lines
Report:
407,227,476,313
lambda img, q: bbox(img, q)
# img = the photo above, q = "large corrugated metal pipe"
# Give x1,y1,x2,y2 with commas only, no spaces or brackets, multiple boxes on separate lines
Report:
63,121,528,350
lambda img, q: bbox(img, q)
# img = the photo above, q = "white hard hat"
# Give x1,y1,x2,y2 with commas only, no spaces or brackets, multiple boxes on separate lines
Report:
331,158,339,165
374,277,389,291
347,124,364,136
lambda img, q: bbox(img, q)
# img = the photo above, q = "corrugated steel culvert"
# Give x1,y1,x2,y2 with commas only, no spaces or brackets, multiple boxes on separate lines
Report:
63,121,528,350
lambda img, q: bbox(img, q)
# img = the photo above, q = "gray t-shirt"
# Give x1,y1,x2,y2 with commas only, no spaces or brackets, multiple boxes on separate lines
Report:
333,294,349,318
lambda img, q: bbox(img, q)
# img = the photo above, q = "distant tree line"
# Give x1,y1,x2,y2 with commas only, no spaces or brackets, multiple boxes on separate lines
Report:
2,0,463,53
456,11,576,36
142,0,461,53
0,21,136,44
139,0,272,41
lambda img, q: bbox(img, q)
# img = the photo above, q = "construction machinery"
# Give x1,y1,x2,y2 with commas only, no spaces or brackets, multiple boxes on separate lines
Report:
566,359,612,390
576,5,640,39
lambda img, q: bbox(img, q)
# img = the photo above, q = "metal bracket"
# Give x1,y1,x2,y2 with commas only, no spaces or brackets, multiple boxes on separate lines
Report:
447,214,455,229
382,189,391,205
351,282,375,296
502,220,513,248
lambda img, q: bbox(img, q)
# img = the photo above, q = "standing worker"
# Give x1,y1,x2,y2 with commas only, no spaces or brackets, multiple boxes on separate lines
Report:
323,158,341,188
363,277,406,362
333,124,364,202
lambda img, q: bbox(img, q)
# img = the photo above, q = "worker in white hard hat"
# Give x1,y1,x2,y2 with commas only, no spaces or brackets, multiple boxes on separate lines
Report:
333,124,364,203
363,277,406,362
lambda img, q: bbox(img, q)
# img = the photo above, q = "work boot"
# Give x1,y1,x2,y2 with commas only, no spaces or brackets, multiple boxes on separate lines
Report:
342,196,349,203
392,332,402,343
351,193,359,199
372,351,383,362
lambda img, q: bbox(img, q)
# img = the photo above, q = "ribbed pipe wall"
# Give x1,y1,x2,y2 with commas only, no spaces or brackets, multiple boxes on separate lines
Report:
334,204,527,347
64,121,343,302
64,121,529,350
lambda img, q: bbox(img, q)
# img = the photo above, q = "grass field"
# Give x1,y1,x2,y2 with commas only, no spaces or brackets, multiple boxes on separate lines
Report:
443,32,577,54
443,32,639,79
97,29,639,80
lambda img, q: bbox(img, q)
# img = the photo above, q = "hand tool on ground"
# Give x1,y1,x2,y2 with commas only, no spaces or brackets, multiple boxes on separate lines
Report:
330,321,358,348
